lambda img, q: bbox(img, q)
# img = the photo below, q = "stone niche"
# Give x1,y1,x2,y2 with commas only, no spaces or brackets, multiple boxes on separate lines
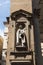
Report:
11,9,32,51
10,9,34,63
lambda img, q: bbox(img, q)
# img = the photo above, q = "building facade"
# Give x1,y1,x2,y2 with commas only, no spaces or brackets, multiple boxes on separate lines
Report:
2,26,8,65
3,0,43,65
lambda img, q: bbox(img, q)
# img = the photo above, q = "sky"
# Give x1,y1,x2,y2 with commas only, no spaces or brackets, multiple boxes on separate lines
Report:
0,0,10,37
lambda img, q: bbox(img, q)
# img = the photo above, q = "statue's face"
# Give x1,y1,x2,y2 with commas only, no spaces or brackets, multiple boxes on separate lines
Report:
19,25,23,29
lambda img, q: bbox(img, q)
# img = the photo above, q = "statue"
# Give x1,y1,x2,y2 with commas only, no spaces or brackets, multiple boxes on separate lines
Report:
16,24,26,47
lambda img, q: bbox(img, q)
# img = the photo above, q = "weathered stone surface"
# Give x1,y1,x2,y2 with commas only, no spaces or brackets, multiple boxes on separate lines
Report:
10,0,32,13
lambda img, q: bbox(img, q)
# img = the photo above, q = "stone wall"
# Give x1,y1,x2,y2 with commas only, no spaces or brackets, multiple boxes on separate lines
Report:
10,0,32,13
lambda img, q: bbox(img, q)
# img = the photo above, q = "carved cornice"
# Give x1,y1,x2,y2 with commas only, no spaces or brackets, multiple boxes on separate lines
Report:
4,17,9,25
11,9,32,21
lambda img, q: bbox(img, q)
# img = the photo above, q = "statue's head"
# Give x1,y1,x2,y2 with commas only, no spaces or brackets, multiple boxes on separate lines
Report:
19,25,23,29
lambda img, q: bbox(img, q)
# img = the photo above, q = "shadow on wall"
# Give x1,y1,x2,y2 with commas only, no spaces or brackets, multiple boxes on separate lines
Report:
1,56,6,65
11,62,33,65
32,0,43,65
